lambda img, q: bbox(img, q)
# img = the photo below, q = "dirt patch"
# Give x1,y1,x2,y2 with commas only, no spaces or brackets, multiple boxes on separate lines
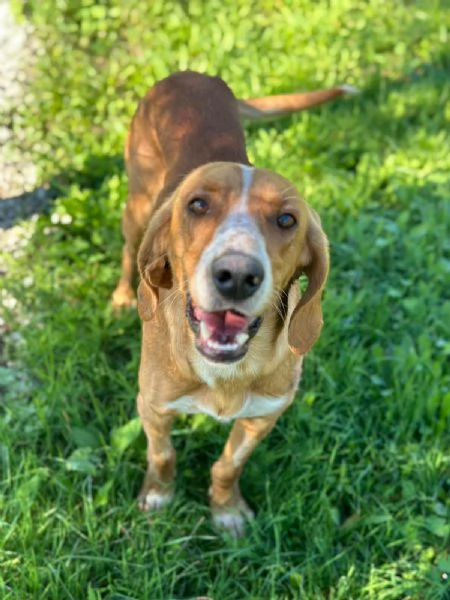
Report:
0,1,47,367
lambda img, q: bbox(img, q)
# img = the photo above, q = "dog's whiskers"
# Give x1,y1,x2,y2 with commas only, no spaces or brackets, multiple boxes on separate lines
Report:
269,289,287,321
159,288,183,309
159,276,191,312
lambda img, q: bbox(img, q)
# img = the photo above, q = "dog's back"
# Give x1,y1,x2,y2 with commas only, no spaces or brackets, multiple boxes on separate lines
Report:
127,71,248,207
112,70,352,312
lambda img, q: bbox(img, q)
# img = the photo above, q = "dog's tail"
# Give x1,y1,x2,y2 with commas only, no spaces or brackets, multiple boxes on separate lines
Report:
238,84,358,120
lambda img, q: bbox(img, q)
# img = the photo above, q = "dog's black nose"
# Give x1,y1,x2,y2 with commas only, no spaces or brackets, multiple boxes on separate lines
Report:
212,252,264,301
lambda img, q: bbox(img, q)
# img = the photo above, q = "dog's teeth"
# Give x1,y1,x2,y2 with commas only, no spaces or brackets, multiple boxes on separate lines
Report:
206,339,238,352
200,321,212,340
235,333,249,346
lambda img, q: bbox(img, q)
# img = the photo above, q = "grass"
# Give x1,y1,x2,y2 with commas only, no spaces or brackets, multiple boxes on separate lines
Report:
1,0,450,598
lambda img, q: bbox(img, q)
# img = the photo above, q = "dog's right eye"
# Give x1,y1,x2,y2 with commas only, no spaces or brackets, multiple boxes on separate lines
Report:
188,197,209,216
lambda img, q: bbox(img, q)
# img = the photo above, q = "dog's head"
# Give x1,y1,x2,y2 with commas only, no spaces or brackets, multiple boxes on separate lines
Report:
138,162,329,363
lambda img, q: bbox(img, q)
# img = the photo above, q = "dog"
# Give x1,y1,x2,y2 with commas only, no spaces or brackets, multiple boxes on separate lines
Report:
112,71,353,536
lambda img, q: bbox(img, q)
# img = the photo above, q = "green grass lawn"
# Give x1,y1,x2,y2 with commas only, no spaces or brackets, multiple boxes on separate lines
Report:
1,1,450,598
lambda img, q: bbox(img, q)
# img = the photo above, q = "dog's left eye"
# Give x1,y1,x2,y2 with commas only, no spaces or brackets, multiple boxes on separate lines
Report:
277,213,297,229
188,197,209,215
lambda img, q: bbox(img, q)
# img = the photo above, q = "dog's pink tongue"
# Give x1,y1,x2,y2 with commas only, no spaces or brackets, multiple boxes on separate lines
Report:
194,308,249,336
224,310,248,332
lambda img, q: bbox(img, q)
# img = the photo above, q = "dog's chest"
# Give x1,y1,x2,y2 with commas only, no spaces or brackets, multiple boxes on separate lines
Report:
166,391,290,422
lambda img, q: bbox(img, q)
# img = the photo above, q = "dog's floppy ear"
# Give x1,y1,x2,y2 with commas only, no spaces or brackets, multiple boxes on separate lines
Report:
288,208,329,355
137,199,173,321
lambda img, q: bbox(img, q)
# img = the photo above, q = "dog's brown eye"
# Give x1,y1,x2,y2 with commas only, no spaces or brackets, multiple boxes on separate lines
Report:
277,213,297,229
188,197,209,215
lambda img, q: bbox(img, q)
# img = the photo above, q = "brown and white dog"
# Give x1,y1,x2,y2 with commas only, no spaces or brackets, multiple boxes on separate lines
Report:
112,71,353,536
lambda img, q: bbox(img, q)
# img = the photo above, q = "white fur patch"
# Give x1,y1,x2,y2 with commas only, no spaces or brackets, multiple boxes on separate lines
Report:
167,395,224,420
212,508,254,538
237,393,290,418
191,354,243,388
167,392,290,422
239,164,254,206
232,433,253,467
139,491,173,511
338,84,359,94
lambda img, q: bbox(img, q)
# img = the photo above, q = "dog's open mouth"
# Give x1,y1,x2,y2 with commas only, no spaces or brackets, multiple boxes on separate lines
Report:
187,295,262,363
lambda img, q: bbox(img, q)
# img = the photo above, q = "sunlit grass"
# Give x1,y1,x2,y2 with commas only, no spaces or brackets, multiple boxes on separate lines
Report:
1,1,449,598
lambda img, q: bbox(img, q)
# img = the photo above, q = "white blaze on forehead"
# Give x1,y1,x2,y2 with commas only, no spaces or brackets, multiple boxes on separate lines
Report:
238,165,254,208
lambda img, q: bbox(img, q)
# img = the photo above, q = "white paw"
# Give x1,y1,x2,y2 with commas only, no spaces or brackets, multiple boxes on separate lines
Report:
213,507,254,538
138,490,173,511
111,287,137,311
338,83,359,94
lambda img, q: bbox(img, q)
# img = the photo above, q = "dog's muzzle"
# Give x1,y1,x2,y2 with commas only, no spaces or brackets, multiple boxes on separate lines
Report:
186,294,262,363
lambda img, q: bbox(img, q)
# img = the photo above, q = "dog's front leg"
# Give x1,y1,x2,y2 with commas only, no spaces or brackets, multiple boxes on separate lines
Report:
111,202,142,310
209,414,281,537
137,394,176,511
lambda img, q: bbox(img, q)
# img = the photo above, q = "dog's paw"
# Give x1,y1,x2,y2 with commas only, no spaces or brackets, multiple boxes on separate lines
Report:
211,498,254,538
138,490,173,512
111,285,137,312
212,509,254,538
